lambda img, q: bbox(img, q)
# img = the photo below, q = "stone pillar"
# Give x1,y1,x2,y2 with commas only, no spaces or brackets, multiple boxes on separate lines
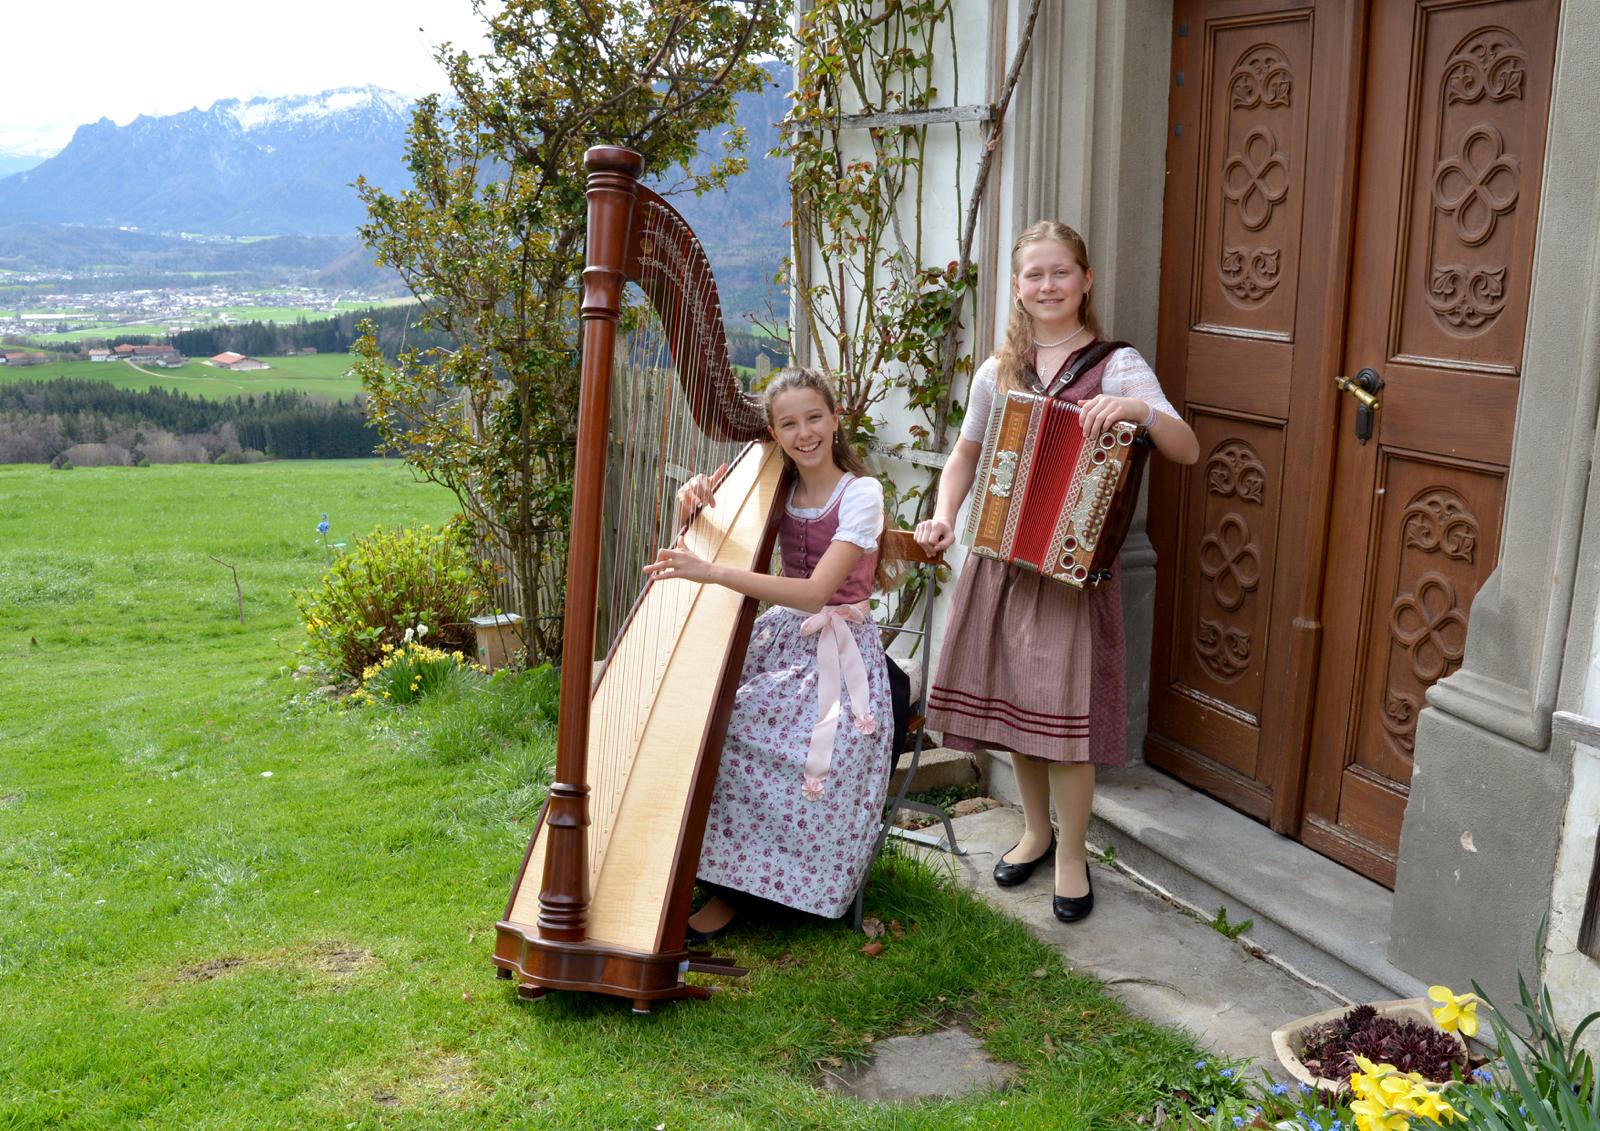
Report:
1390,0,1600,1004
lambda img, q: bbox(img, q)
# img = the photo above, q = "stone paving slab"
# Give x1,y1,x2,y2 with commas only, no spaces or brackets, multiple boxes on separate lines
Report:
908,806,1342,1072
821,1026,1018,1103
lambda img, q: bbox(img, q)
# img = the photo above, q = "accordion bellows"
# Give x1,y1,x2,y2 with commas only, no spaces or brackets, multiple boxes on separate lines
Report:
963,390,1149,587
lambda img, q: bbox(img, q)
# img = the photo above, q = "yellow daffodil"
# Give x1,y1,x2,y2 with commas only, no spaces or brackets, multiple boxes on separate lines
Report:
1407,1084,1458,1124
1350,1058,1412,1105
1428,986,1480,1037
1351,1098,1412,1131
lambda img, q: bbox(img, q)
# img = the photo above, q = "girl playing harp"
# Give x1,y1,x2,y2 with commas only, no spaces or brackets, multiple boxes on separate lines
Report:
644,367,894,940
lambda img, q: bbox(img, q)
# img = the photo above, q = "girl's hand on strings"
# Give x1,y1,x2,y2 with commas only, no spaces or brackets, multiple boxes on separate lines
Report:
675,464,728,526
1078,395,1149,441
644,538,716,585
915,517,955,554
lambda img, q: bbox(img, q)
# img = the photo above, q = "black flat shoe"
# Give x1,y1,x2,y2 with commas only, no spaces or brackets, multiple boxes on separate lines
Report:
993,833,1056,887
1052,862,1094,923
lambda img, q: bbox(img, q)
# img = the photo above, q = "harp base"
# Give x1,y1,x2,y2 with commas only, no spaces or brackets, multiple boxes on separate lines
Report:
493,920,746,1012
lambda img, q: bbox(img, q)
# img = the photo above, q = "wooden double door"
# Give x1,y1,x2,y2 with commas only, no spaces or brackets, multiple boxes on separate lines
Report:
1146,0,1558,885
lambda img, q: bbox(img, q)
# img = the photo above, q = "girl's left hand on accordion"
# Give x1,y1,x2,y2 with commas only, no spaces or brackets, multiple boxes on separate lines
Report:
1078,394,1149,440
644,538,715,585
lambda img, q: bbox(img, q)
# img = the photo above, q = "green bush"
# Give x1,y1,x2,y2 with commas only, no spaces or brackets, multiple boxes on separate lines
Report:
294,522,491,677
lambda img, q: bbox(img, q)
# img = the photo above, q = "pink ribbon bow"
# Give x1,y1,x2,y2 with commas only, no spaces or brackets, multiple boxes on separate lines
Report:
798,600,876,800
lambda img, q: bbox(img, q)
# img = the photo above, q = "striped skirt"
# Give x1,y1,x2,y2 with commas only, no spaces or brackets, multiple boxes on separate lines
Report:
925,555,1127,765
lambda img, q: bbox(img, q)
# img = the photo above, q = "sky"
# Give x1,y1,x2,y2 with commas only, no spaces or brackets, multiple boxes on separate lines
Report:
0,0,495,157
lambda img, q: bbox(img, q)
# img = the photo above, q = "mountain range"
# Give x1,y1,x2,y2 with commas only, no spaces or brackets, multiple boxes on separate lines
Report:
0,87,415,236
0,71,791,318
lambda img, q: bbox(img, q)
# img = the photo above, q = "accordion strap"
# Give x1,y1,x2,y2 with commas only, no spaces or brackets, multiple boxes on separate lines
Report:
1038,338,1131,400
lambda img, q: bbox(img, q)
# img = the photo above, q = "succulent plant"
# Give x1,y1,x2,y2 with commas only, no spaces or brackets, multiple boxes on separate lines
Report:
1297,1005,1464,1083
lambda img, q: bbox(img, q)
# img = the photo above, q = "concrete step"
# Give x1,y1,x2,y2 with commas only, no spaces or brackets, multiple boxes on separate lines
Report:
1081,762,1432,1005
888,745,984,796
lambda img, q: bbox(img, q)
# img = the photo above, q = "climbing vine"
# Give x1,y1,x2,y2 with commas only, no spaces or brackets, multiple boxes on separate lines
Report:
775,0,1043,628
778,0,1042,505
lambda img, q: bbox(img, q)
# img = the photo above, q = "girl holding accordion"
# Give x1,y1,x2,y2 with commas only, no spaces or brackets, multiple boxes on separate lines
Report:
914,221,1198,923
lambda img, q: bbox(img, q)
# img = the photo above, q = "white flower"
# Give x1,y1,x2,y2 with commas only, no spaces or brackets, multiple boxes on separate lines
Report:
260,771,273,778
417,623,429,639
403,627,414,643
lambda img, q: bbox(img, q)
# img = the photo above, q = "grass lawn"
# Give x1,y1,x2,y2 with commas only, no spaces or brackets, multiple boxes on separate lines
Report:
0,353,361,400
0,461,1225,1129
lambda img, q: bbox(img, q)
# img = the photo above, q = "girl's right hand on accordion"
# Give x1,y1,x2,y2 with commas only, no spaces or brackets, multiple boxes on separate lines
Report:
915,517,955,553
1079,394,1148,441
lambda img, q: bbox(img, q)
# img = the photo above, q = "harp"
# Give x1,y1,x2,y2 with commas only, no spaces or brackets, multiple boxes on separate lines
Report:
493,146,784,1010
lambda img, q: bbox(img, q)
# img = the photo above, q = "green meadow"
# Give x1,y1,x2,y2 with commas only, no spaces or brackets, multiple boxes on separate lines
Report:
0,353,361,400
0,460,1219,1128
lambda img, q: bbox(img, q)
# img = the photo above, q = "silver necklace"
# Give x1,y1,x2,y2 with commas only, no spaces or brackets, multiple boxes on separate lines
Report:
1033,324,1088,350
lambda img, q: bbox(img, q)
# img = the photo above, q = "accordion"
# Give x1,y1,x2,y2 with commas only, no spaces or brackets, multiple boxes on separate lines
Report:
963,389,1150,587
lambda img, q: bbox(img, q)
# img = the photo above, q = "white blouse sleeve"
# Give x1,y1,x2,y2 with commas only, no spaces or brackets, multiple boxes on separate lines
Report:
834,476,884,550
1103,347,1181,422
958,356,1001,444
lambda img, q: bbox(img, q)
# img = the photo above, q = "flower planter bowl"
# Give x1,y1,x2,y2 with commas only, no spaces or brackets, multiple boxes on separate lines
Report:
1270,996,1467,1093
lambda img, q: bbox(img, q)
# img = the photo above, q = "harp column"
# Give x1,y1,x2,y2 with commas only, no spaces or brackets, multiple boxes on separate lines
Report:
537,146,645,941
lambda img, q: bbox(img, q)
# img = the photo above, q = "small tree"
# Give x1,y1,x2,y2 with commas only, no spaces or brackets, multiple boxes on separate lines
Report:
354,0,786,663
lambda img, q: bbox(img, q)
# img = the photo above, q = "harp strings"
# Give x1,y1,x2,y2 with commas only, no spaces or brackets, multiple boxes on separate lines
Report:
585,200,752,882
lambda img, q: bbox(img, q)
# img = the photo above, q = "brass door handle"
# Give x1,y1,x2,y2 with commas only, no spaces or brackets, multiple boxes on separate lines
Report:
1334,372,1381,411
1334,367,1384,444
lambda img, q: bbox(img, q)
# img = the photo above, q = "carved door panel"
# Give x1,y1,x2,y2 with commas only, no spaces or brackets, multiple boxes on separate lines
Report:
1300,0,1556,885
1148,0,1556,886
1147,0,1364,824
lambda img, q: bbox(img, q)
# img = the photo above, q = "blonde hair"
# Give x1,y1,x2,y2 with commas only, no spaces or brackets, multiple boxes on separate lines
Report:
994,221,1103,395
762,366,893,589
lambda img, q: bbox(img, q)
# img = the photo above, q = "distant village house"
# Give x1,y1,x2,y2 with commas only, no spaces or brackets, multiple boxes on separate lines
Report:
0,350,47,366
129,344,184,368
208,351,269,371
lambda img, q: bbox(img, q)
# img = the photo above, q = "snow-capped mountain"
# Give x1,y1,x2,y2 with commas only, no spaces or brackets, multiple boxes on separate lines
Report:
0,86,415,236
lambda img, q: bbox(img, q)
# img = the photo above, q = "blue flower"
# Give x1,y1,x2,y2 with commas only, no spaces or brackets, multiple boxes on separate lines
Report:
1195,1060,1208,1069
1472,1066,1493,1083
1233,1118,1245,1129
1221,1068,1235,1079
1299,1082,1313,1093
1271,1083,1290,1095
317,514,331,536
